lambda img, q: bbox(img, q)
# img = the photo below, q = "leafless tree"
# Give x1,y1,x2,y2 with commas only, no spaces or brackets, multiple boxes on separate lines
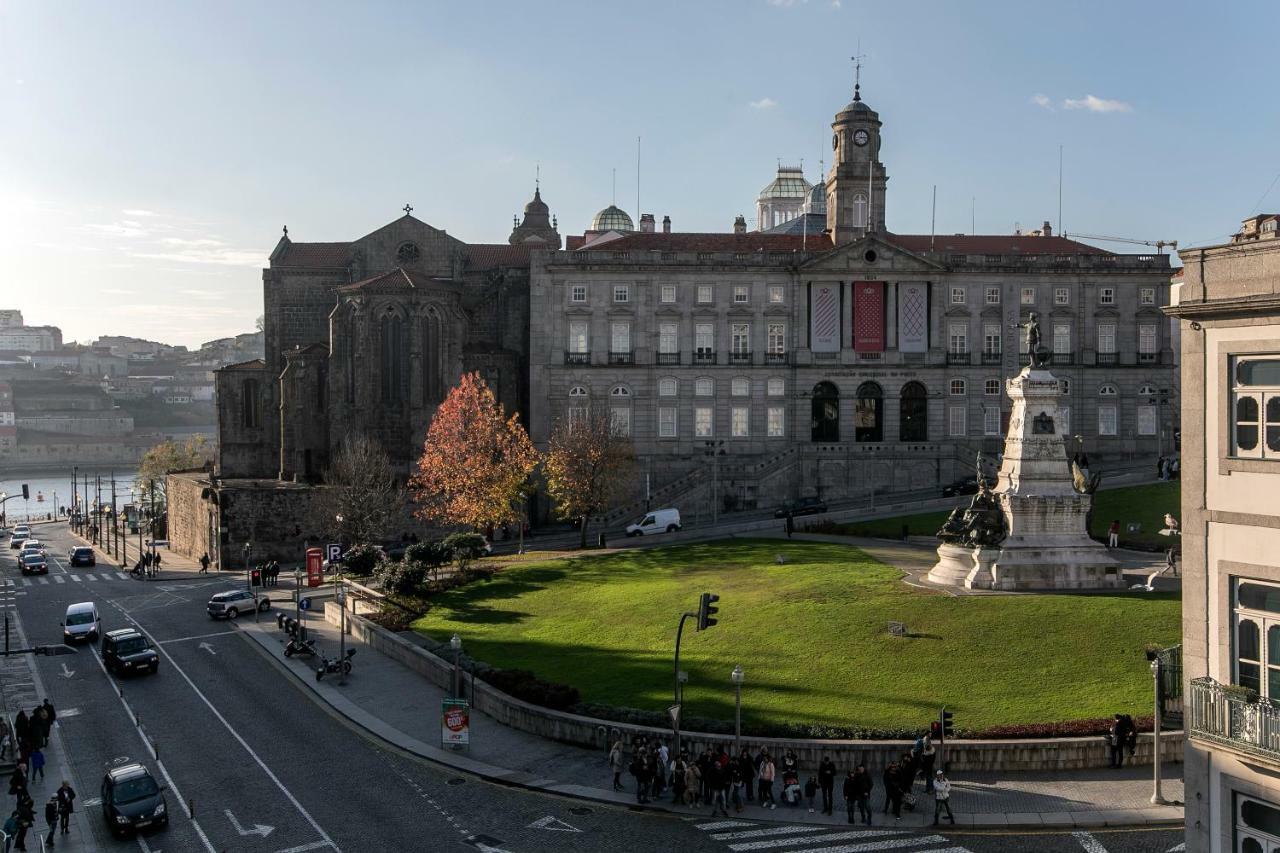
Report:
319,435,405,547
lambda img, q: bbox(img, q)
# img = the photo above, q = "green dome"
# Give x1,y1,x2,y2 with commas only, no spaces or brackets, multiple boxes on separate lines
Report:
591,205,634,232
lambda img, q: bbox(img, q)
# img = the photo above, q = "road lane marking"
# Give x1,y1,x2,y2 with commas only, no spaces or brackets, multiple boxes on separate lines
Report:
713,826,837,841
85,573,97,581
70,575,81,583
729,831,909,851
779,837,951,853
1073,833,1111,853
157,630,236,645
116,572,129,580
275,843,335,853
20,579,30,586
53,575,64,584
697,821,754,831
37,577,48,585
110,602,341,852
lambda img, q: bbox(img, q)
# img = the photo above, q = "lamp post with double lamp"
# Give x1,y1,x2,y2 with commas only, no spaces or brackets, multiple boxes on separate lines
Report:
335,514,347,685
731,665,744,756
450,633,462,699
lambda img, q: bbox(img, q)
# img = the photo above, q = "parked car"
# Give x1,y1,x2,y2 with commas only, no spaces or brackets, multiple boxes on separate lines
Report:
774,496,829,518
20,553,48,575
942,476,981,498
101,628,159,676
625,508,682,537
63,601,101,643
68,545,96,567
207,589,270,620
101,763,168,836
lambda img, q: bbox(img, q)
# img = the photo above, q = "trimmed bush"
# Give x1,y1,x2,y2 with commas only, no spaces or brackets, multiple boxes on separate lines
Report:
341,543,383,577
375,559,429,598
443,532,487,572
485,668,580,711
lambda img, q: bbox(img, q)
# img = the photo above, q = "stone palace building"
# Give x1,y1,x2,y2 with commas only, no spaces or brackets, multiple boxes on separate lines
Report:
169,81,1178,563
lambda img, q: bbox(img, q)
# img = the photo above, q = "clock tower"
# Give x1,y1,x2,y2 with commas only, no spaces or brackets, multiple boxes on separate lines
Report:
826,79,888,245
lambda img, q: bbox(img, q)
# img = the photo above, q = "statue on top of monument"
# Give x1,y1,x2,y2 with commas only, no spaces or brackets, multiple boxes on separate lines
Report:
936,476,1008,547
1020,312,1051,367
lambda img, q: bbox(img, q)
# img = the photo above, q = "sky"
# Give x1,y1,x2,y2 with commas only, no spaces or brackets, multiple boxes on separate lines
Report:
1,1,1276,348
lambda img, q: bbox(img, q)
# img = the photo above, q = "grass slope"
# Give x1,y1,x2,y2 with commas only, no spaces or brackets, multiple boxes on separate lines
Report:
413,540,1178,732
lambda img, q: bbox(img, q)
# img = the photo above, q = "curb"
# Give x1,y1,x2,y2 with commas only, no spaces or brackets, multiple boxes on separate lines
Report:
237,621,1186,831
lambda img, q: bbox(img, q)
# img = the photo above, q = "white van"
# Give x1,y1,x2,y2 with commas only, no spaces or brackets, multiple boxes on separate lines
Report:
62,602,101,643
625,508,682,537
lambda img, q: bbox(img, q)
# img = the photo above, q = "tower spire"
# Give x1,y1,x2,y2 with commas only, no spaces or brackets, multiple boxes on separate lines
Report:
851,45,865,101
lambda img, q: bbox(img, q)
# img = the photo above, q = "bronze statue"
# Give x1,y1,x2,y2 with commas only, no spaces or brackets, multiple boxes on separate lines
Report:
936,477,1008,547
1019,312,1050,367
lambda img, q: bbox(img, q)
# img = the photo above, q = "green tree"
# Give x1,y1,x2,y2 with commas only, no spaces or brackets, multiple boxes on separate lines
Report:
542,408,636,548
135,435,214,506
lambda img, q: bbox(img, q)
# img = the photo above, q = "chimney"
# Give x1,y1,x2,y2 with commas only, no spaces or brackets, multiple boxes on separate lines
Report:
733,215,747,235
1042,220,1053,237
662,215,671,234
639,214,656,233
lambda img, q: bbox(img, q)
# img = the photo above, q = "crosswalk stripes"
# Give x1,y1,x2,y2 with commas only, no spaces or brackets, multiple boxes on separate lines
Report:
116,572,129,580
725,830,911,851
70,574,81,582
53,576,64,584
37,578,48,585
11,572,133,586
693,821,973,853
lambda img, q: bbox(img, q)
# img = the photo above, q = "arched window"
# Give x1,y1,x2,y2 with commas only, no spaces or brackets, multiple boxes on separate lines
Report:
241,378,261,428
567,385,588,429
610,385,632,436
379,313,406,405
568,385,589,397
1138,384,1157,397
1099,383,1118,397
731,377,750,397
852,192,868,228
695,377,714,397
658,377,678,397
855,381,884,442
811,381,839,443
899,381,928,442
610,385,631,398
949,379,966,396
421,310,444,405
767,377,785,397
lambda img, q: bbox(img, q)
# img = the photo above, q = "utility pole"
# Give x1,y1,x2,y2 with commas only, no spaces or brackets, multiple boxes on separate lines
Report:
110,474,118,559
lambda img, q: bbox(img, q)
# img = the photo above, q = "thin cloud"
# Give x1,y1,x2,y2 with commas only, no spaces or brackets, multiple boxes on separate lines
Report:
1062,94,1132,113
101,288,137,295
750,97,778,110
121,208,159,217
1030,93,1053,111
83,222,148,238
127,247,264,267
160,237,226,247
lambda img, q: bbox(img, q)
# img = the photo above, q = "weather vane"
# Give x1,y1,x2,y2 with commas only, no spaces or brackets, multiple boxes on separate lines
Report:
851,44,865,100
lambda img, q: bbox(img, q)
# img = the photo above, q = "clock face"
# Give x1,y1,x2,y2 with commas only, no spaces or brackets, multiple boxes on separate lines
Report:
832,133,839,151
854,129,870,147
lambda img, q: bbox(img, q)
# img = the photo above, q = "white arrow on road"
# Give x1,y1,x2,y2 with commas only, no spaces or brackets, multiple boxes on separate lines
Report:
198,642,217,656
224,809,273,838
465,836,515,853
529,815,580,832
59,662,75,679
1167,844,1186,852
1073,831,1111,853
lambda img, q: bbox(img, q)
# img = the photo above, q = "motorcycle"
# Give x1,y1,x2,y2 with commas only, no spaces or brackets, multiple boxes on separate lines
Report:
316,648,355,681
284,637,317,658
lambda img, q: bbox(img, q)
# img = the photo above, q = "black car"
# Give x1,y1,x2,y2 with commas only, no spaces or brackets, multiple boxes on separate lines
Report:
101,628,159,676
942,476,981,498
102,763,168,836
20,553,48,575
774,496,829,518
68,545,96,567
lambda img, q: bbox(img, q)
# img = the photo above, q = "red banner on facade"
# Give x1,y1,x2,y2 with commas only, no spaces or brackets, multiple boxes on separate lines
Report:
853,281,885,352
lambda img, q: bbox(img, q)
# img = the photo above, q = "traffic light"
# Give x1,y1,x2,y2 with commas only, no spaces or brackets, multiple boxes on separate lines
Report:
940,708,954,739
250,568,262,587
929,720,942,740
696,592,720,631
21,484,28,500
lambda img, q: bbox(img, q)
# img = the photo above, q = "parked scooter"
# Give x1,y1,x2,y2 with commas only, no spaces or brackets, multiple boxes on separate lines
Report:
284,637,317,658
316,648,355,681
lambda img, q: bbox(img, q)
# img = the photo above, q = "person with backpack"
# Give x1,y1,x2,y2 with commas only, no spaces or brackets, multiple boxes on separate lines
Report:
41,798,56,848
932,770,956,826
818,755,837,815
55,782,74,835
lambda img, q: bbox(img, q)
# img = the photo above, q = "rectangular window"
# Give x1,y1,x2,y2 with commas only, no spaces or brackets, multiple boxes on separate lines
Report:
1098,404,1117,436
1140,287,1156,306
1231,356,1280,459
731,323,750,354
695,323,714,355
768,285,785,304
1021,287,1036,305
610,407,631,437
613,284,629,303
658,406,677,438
660,284,677,304
1054,287,1070,305
1100,286,1115,305
733,285,749,303
1137,406,1157,436
659,322,678,354
731,406,749,437
948,406,967,437
767,323,786,354
568,320,589,353
694,406,713,437
1097,323,1116,354
984,407,1000,436
985,286,1000,305
950,287,966,305
767,406,785,437
610,322,631,353
570,285,586,303
1139,324,1157,354
984,379,1000,395
1059,406,1071,436
1053,323,1071,354
948,324,968,354
983,324,1001,355
697,285,714,304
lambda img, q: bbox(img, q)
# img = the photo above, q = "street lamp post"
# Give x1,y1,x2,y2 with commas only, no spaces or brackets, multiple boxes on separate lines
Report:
731,665,744,756
335,514,346,685
1150,657,1167,805
450,634,462,699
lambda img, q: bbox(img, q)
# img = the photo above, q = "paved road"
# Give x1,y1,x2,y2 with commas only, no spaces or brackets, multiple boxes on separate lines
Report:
2,522,1185,853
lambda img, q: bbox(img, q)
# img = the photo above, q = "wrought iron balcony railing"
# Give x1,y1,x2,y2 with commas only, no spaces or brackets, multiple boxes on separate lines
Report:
1189,677,1280,762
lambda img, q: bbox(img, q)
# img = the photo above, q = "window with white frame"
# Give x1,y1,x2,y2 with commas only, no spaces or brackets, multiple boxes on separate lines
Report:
1140,287,1156,306
697,285,714,304
1139,324,1157,354
658,406,677,438
658,377,677,397
1099,286,1115,305
567,385,588,427
611,406,632,436
1053,323,1071,355
660,284,677,304
768,285,785,304
659,322,678,354
948,324,968,354
731,406,750,437
610,321,631,353
610,385,631,400
731,323,751,354
1232,356,1280,459
695,407,713,437
568,320,589,353
695,377,714,396
1054,286,1070,305
1059,406,1071,435
767,377,785,396
733,285,749,303
984,407,1000,436
767,322,786,354
985,286,1000,305
1137,406,1157,436
695,323,715,356
731,377,749,396
1021,287,1036,305
614,284,629,303
1232,579,1280,699
1097,404,1117,436
767,406,785,437
570,284,587,303
568,385,588,397
983,324,1001,355
948,405,967,436
984,378,1000,396
950,287,966,305
1097,323,1116,354
950,379,966,395
1099,383,1118,396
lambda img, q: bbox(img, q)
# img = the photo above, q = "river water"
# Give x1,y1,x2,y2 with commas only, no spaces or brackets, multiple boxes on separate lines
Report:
0,468,139,523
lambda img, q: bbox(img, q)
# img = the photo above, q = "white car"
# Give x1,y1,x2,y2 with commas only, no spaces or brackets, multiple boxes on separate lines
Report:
625,508,682,536
62,602,101,643
20,540,45,557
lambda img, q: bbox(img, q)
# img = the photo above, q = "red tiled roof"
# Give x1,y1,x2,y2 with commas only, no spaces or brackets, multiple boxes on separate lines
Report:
886,233,1110,255
464,244,535,269
274,241,353,267
571,232,835,253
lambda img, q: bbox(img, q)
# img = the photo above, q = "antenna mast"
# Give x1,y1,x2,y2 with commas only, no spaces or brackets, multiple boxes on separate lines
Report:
636,136,641,224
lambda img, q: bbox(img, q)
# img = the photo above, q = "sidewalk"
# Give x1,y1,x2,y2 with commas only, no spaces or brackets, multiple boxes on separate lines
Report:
239,606,1184,830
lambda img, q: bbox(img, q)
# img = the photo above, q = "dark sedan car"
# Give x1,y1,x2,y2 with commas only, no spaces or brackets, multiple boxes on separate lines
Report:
68,545,96,567
101,628,159,676
20,553,48,575
102,763,167,836
942,476,981,498
774,496,829,518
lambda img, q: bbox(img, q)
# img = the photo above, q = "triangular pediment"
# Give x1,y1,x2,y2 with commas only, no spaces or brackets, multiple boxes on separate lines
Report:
799,233,945,274
350,214,465,279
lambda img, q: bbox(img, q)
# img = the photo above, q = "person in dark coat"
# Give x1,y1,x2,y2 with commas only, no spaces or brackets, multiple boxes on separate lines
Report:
738,748,755,803
882,760,903,820
852,764,874,825
12,713,28,753
1109,714,1136,767
630,752,650,804
818,755,837,815
55,781,74,834
42,797,56,848
199,553,211,573
39,702,54,737
8,763,27,799
13,793,33,851
31,709,48,750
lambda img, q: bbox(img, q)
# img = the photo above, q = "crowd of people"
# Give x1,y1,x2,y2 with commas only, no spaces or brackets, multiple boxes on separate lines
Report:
1,700,75,850
129,550,164,578
609,732,957,827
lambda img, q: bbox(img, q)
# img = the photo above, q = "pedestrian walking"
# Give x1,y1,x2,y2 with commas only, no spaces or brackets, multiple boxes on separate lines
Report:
0,718,11,761
12,714,27,757
55,782,73,834
13,795,32,851
842,770,858,824
683,760,700,806
27,751,42,786
852,764,873,825
199,553,210,574
38,703,53,736
670,757,687,805
609,741,624,791
8,764,26,800
729,761,745,813
30,709,47,750
2,811,15,852
1107,519,1120,549
708,761,730,817
818,755,836,815
1156,455,1166,480
784,512,794,539
932,771,956,825
738,748,755,803
42,798,55,848
653,742,669,800
757,754,776,809
1108,713,1136,767
882,760,903,820
154,551,163,570
804,776,818,813
919,734,937,791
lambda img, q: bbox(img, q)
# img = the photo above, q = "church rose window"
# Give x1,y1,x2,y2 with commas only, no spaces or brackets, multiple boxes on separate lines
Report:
396,242,420,264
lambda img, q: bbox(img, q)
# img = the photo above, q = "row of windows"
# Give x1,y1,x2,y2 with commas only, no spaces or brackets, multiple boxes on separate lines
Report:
946,322,1159,354
569,321,788,355
570,283,788,305
949,285,1157,307
569,378,1161,400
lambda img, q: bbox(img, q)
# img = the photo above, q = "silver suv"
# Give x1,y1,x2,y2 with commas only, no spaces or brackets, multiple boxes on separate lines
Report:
207,589,270,620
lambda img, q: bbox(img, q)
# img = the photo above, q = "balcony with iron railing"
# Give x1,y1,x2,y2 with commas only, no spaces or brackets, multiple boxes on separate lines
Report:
1138,352,1160,364
1096,352,1119,366
564,351,590,365
656,351,681,365
765,351,789,365
981,351,1002,365
694,351,717,365
729,351,753,365
608,351,635,365
1052,352,1075,366
1189,677,1280,763
946,351,971,366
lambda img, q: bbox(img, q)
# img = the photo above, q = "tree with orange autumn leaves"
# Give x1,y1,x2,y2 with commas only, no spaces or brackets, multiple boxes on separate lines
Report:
542,408,635,548
413,372,538,532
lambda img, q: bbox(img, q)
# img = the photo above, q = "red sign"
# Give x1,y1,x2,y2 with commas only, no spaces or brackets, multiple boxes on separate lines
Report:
442,699,470,746
305,548,323,588
853,281,885,352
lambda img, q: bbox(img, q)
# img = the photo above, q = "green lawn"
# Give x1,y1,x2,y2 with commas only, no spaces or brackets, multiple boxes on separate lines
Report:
413,540,1179,732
